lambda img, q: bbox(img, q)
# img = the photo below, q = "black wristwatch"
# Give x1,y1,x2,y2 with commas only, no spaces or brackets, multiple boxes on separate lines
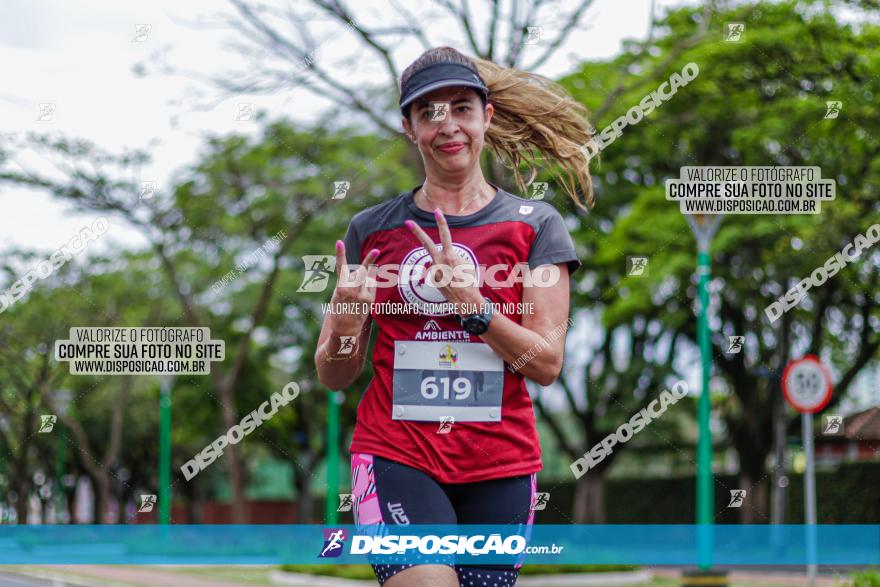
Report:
456,298,494,335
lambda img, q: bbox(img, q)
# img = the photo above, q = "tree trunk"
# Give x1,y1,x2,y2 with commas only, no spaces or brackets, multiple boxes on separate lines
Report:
12,472,29,524
95,472,112,524
737,470,768,524
218,384,247,523
182,475,203,524
572,472,606,523
295,467,313,523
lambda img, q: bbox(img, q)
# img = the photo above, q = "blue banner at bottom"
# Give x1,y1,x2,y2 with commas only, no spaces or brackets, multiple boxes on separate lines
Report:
0,525,877,565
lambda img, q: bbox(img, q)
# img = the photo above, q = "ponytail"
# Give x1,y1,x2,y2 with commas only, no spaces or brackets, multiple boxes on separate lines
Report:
401,47,595,209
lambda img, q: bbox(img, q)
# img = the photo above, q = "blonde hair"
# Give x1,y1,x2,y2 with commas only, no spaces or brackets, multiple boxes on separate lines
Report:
400,47,595,209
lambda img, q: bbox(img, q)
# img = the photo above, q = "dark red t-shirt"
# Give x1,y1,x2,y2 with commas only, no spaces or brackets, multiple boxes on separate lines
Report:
342,182,579,484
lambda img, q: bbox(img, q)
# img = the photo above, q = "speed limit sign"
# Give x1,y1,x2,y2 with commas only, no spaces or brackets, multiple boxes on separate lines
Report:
782,355,833,413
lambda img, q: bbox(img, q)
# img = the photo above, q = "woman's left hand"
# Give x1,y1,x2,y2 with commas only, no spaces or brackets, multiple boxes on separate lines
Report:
405,210,486,314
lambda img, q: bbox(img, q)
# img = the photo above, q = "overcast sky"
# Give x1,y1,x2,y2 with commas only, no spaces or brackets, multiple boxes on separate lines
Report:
0,0,698,253
2,0,876,409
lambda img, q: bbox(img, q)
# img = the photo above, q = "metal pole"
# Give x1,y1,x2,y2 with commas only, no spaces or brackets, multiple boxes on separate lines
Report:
325,390,340,524
159,380,173,525
696,246,715,570
771,381,787,526
770,392,787,551
684,214,722,578
802,412,817,587
0,427,5,524
55,422,66,523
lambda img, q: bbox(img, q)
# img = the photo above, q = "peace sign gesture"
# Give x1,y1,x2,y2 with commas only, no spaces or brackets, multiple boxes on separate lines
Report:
405,209,485,314
328,240,380,334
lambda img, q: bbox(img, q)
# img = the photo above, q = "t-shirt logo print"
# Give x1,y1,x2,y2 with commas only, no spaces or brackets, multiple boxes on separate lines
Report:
398,243,480,316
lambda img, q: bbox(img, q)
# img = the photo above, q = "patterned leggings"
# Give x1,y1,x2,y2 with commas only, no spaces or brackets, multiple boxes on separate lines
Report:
351,453,536,586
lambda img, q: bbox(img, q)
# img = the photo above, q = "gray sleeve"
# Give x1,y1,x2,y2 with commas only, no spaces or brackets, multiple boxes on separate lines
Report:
528,208,581,275
342,217,364,265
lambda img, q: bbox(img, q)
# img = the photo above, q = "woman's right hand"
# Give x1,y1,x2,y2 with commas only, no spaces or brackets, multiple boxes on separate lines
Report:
327,240,380,335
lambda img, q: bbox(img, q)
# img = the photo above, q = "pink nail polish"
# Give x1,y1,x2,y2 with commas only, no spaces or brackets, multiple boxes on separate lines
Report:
336,240,343,251
405,220,414,228
370,248,380,256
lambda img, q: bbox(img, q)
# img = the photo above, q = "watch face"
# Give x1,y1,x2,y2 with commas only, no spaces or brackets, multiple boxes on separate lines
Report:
463,317,488,335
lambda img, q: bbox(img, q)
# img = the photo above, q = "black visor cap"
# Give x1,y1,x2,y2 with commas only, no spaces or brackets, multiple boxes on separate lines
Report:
399,62,489,112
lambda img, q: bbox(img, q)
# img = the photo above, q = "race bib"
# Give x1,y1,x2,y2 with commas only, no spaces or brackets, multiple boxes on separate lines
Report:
392,341,504,422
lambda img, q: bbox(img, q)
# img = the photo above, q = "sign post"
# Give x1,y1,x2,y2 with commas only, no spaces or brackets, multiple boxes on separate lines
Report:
782,355,833,587
685,213,722,573
159,377,175,525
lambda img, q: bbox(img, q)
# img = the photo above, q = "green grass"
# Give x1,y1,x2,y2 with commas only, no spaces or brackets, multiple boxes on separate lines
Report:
280,564,376,580
852,570,880,587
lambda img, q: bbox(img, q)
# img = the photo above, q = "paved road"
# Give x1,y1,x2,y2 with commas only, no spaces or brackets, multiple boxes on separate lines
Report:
0,573,79,587
0,564,872,587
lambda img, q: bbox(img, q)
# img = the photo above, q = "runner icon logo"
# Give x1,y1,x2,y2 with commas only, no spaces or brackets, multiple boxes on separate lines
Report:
138,494,157,513
338,336,357,355
531,492,550,512
133,24,151,42
823,415,843,435
727,336,744,354
298,255,335,292
725,23,744,41
37,103,56,122
429,102,450,122
38,415,57,433
234,103,256,122
140,181,157,200
523,26,543,45
437,416,455,434
337,493,353,512
627,256,648,276
528,182,548,200
727,489,746,508
824,101,842,119
332,181,350,200
319,529,348,558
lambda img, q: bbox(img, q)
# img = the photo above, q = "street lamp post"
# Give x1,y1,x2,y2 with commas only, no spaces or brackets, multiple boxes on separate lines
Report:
325,390,342,525
159,377,174,525
0,414,8,523
686,214,722,573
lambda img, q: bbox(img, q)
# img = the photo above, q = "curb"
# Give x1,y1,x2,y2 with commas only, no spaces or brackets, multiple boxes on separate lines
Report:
3,568,134,587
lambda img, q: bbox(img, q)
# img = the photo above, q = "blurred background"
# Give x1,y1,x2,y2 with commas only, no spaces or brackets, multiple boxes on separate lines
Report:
0,0,878,543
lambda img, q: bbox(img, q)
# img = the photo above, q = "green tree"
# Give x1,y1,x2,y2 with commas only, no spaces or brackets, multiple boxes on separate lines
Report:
1,118,415,522
559,0,879,522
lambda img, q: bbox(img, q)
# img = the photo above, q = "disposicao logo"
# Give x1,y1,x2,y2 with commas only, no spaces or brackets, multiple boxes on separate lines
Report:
319,528,348,558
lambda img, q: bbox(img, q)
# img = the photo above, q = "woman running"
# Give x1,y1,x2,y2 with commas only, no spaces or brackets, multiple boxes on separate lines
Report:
315,46,594,586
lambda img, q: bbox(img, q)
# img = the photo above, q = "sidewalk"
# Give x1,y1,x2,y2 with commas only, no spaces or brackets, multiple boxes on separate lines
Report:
16,566,262,587
15,565,859,587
